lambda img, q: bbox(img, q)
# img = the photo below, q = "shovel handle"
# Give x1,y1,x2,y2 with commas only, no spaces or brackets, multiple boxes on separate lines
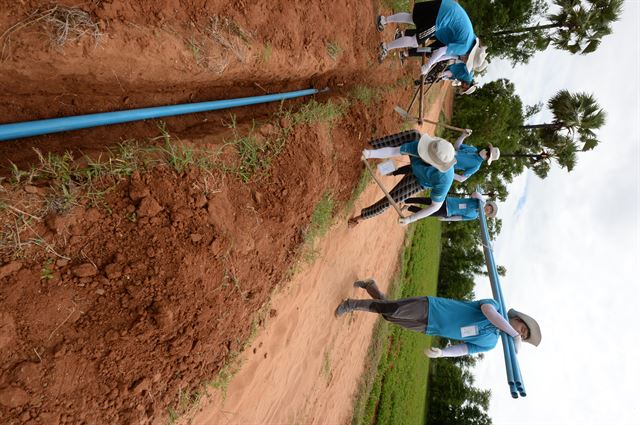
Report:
361,156,405,218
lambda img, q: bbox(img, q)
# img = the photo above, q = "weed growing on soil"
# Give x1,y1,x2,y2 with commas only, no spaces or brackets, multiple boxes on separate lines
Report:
40,258,54,280
301,192,334,262
351,85,377,106
185,37,207,66
167,387,205,425
262,42,273,63
382,0,411,12
206,16,250,62
291,99,349,128
0,127,221,258
156,123,214,175
326,40,342,60
1,6,101,60
343,170,372,217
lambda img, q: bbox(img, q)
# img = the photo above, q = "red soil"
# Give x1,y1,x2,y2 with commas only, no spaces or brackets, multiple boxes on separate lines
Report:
0,1,452,424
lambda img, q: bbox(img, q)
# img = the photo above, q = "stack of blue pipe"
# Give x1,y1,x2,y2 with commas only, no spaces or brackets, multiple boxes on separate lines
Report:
478,206,526,398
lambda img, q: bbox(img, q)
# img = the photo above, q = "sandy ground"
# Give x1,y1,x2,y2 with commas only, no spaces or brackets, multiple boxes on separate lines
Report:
190,91,451,425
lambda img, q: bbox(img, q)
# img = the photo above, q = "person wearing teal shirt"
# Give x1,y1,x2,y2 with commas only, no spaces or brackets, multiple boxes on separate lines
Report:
348,133,456,227
335,279,541,357
454,139,501,183
403,192,498,221
376,0,487,82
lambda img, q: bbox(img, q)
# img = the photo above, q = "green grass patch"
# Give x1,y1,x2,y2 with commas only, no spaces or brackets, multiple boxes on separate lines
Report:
342,169,371,217
301,192,334,261
326,40,342,60
291,99,350,128
381,0,411,12
351,85,377,106
351,219,442,425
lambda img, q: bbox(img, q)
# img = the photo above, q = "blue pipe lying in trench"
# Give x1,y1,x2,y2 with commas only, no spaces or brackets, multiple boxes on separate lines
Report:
478,206,527,398
0,87,325,142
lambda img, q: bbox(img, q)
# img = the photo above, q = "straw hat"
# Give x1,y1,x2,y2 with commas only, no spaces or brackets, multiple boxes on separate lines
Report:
486,143,501,165
508,309,541,346
484,200,498,218
465,38,488,72
417,134,456,172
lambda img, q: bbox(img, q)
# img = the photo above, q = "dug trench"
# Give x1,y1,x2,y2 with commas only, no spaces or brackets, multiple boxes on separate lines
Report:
0,1,439,423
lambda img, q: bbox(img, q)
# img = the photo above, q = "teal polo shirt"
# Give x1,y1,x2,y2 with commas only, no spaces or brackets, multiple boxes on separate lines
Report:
436,0,476,56
455,144,484,177
445,197,481,221
399,141,454,203
447,62,473,83
426,297,501,354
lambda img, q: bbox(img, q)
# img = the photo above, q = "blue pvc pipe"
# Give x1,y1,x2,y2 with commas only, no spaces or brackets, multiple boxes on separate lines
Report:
0,87,324,142
479,206,526,398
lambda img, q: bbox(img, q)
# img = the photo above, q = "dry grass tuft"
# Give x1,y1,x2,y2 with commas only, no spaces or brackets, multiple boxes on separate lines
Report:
0,5,101,60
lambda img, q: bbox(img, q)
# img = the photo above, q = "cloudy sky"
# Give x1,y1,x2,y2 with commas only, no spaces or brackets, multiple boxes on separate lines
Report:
472,3,640,425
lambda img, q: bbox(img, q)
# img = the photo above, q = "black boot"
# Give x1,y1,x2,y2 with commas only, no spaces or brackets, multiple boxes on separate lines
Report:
334,299,378,317
353,279,387,300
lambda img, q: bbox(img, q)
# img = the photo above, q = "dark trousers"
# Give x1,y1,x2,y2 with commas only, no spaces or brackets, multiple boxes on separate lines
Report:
403,197,448,216
355,281,429,333
360,174,424,219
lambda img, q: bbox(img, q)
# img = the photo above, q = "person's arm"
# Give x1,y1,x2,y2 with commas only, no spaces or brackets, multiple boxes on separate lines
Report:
439,215,463,222
453,173,468,182
481,304,519,337
420,46,453,75
362,146,402,159
440,70,454,80
470,191,484,200
454,131,472,150
425,344,469,358
398,201,443,225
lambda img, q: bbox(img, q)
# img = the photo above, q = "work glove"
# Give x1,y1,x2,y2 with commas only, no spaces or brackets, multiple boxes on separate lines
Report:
425,347,443,358
398,217,411,226
464,129,473,137
470,191,483,200
513,335,522,354
362,149,372,159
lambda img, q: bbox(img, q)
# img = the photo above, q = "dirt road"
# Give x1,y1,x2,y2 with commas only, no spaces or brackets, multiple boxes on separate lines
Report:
189,91,452,425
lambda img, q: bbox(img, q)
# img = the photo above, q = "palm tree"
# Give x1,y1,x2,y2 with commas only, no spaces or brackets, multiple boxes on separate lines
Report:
487,0,623,55
503,132,579,178
522,90,606,151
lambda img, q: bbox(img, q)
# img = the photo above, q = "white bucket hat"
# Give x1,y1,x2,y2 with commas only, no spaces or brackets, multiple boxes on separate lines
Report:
465,38,488,72
417,134,456,172
461,83,478,95
486,143,500,165
508,309,542,346
484,200,498,218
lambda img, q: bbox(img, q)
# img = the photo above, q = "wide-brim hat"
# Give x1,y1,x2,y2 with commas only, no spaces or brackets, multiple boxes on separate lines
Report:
484,200,498,218
466,38,487,72
487,143,500,165
417,134,456,173
461,83,478,95
508,309,541,346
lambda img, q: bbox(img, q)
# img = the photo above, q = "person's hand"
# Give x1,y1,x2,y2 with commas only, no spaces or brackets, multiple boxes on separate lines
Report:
362,149,371,159
470,191,483,200
464,129,473,137
425,347,443,358
398,217,411,226
513,335,522,354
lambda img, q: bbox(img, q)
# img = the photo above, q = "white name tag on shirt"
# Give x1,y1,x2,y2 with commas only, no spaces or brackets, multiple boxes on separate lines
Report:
460,325,478,337
459,203,467,209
